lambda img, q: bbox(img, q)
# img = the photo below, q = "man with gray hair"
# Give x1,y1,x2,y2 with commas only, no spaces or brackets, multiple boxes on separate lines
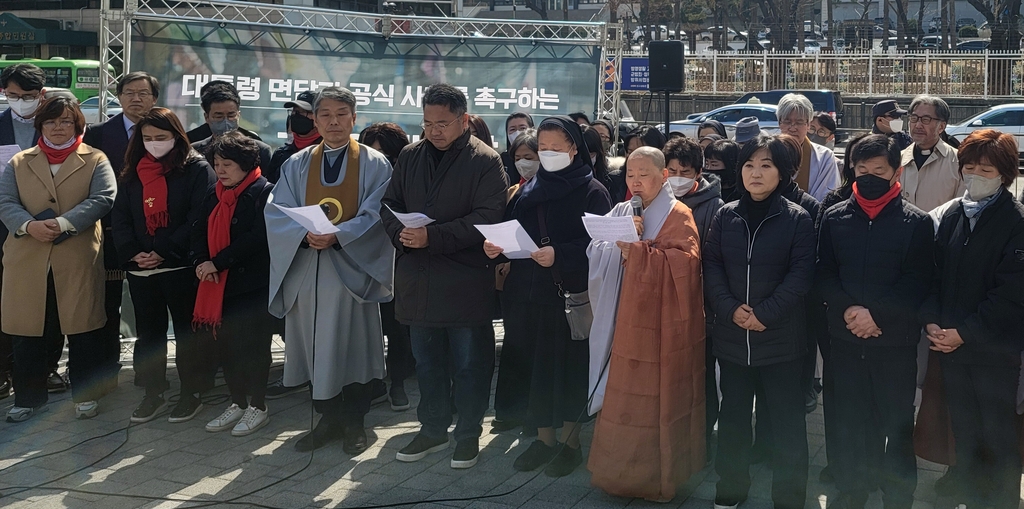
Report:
900,94,965,213
777,93,840,201
265,86,396,454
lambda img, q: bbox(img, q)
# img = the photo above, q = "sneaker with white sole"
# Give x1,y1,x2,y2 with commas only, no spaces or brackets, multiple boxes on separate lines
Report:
231,405,269,437
206,403,246,432
396,433,450,462
6,404,48,423
75,401,98,419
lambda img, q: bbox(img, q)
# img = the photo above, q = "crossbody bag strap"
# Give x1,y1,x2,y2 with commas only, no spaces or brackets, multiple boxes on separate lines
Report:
535,203,566,296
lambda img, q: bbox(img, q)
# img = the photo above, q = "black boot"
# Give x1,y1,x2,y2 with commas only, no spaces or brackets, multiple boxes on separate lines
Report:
295,420,345,452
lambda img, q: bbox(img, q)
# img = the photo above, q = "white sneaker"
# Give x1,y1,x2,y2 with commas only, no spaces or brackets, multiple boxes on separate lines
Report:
6,404,48,423
205,404,245,432
231,405,269,437
75,401,98,419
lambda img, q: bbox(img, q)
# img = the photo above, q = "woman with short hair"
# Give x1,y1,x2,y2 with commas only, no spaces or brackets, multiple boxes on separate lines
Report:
192,131,275,436
0,97,117,422
112,107,216,424
702,134,816,509
920,128,1024,509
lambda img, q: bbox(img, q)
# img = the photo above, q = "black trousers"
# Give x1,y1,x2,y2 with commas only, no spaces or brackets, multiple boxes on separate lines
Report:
941,359,1021,509
212,290,273,409
12,273,116,406
717,357,808,509
380,300,413,385
98,279,124,386
128,270,213,397
313,381,371,429
832,341,917,509
494,296,535,423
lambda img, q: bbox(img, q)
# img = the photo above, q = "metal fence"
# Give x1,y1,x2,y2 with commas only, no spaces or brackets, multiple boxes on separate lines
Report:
625,50,1024,99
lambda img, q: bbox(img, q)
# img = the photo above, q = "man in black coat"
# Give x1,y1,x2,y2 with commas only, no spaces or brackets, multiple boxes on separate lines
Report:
0,63,47,398
870,100,913,151
381,83,507,470
83,71,163,398
186,81,265,144
264,91,320,184
190,85,272,169
817,134,934,509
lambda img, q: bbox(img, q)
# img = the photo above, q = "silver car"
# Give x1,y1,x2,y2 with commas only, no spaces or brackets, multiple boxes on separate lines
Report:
945,104,1024,151
664,104,779,139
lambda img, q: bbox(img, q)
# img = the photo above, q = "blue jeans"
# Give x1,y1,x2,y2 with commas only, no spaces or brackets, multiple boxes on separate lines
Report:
410,325,495,442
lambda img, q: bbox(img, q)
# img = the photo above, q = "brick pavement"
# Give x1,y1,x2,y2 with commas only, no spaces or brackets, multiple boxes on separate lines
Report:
0,334,954,509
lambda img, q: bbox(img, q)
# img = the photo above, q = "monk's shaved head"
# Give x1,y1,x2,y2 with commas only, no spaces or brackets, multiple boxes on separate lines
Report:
628,146,666,169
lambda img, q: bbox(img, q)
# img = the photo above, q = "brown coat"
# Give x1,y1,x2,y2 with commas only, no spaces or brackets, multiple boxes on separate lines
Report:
1,144,114,337
588,202,707,501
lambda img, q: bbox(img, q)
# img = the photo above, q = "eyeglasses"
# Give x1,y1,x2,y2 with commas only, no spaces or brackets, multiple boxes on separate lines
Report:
42,120,75,129
908,115,940,125
420,119,459,133
209,111,240,121
813,128,833,138
120,91,153,99
2,92,39,101
780,119,808,128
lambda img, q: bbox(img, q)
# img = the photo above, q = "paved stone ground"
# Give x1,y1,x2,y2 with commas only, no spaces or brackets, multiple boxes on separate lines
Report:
0,333,956,509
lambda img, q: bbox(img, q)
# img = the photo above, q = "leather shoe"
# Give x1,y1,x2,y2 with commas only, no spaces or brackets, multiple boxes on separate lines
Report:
0,375,11,400
295,421,344,452
342,425,368,455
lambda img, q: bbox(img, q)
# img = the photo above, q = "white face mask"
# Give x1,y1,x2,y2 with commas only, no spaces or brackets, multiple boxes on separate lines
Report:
538,150,572,172
667,176,696,196
508,130,522,144
964,174,1002,201
144,139,176,159
888,118,904,132
515,159,540,180
8,98,40,118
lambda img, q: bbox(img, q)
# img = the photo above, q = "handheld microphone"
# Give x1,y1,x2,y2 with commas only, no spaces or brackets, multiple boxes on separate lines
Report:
630,195,643,217
320,203,331,216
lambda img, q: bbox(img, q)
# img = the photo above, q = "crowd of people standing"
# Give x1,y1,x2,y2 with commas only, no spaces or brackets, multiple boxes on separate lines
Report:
0,59,1022,508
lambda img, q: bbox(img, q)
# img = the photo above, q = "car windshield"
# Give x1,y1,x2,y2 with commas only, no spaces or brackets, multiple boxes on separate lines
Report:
960,108,1005,125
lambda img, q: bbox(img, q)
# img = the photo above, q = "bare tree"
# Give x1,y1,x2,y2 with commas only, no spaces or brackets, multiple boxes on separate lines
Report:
525,0,549,19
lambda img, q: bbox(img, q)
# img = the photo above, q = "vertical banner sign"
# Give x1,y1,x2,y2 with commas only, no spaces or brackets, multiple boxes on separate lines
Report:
605,57,650,91
130,19,602,149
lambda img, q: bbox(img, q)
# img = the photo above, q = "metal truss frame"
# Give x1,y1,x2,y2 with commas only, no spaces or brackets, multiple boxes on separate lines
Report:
100,0,622,120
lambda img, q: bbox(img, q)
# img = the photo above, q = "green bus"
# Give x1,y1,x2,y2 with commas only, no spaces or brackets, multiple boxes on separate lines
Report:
0,58,114,102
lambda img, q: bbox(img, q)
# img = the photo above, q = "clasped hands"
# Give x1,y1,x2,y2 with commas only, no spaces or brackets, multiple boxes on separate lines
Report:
483,241,555,268
925,323,964,353
305,231,338,250
132,251,165,270
732,304,766,332
845,305,881,339
27,219,62,243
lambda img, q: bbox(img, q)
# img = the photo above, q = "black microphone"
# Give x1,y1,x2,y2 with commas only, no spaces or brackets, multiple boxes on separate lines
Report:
630,195,643,217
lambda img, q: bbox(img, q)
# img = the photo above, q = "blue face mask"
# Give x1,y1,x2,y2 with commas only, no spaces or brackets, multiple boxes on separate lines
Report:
210,118,238,136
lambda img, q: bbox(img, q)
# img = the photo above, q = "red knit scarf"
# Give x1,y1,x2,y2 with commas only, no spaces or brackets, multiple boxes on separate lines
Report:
852,181,902,220
37,135,83,164
292,130,321,150
193,168,263,331
137,154,170,235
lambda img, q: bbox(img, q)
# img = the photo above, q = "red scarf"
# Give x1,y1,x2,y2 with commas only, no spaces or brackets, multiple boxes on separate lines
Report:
852,181,902,220
37,135,83,164
193,168,263,331
292,131,321,150
136,154,171,235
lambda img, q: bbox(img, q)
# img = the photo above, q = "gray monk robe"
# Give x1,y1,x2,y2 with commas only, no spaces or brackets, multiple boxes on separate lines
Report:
265,139,395,401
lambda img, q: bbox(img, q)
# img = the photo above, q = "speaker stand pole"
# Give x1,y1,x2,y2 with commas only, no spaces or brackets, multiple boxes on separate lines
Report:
664,90,671,137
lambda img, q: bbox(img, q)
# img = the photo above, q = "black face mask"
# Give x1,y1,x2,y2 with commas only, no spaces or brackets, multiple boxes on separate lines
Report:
290,113,315,136
855,174,893,200
706,168,736,188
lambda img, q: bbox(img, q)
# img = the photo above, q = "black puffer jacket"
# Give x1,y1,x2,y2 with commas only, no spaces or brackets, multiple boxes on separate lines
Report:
919,189,1024,367
703,192,817,366
781,181,821,229
679,173,724,249
817,194,934,348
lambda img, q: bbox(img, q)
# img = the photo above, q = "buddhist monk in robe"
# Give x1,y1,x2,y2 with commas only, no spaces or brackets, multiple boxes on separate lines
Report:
587,146,706,502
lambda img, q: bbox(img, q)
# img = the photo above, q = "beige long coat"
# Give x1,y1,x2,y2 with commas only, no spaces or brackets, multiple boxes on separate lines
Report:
0,144,115,337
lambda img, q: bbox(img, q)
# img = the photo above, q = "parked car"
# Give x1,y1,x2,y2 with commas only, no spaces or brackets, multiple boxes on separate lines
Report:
919,35,944,49
662,104,779,139
957,40,990,52
735,89,845,127
80,94,122,124
798,39,822,53
945,103,1024,152
956,17,977,30
699,26,746,41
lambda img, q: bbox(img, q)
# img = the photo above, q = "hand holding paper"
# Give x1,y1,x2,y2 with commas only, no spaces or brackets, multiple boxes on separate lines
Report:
582,215,640,243
386,204,435,228
475,220,539,259
270,203,340,235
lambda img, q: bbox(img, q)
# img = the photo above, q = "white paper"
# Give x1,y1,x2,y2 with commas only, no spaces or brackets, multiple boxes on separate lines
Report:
385,204,435,228
584,212,600,217
270,203,340,235
475,220,539,259
582,215,640,243
0,145,20,167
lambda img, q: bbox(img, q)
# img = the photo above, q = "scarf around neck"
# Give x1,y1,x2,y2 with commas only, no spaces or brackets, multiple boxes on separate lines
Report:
193,168,263,331
292,130,321,150
37,135,82,165
853,181,902,220
137,153,170,235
